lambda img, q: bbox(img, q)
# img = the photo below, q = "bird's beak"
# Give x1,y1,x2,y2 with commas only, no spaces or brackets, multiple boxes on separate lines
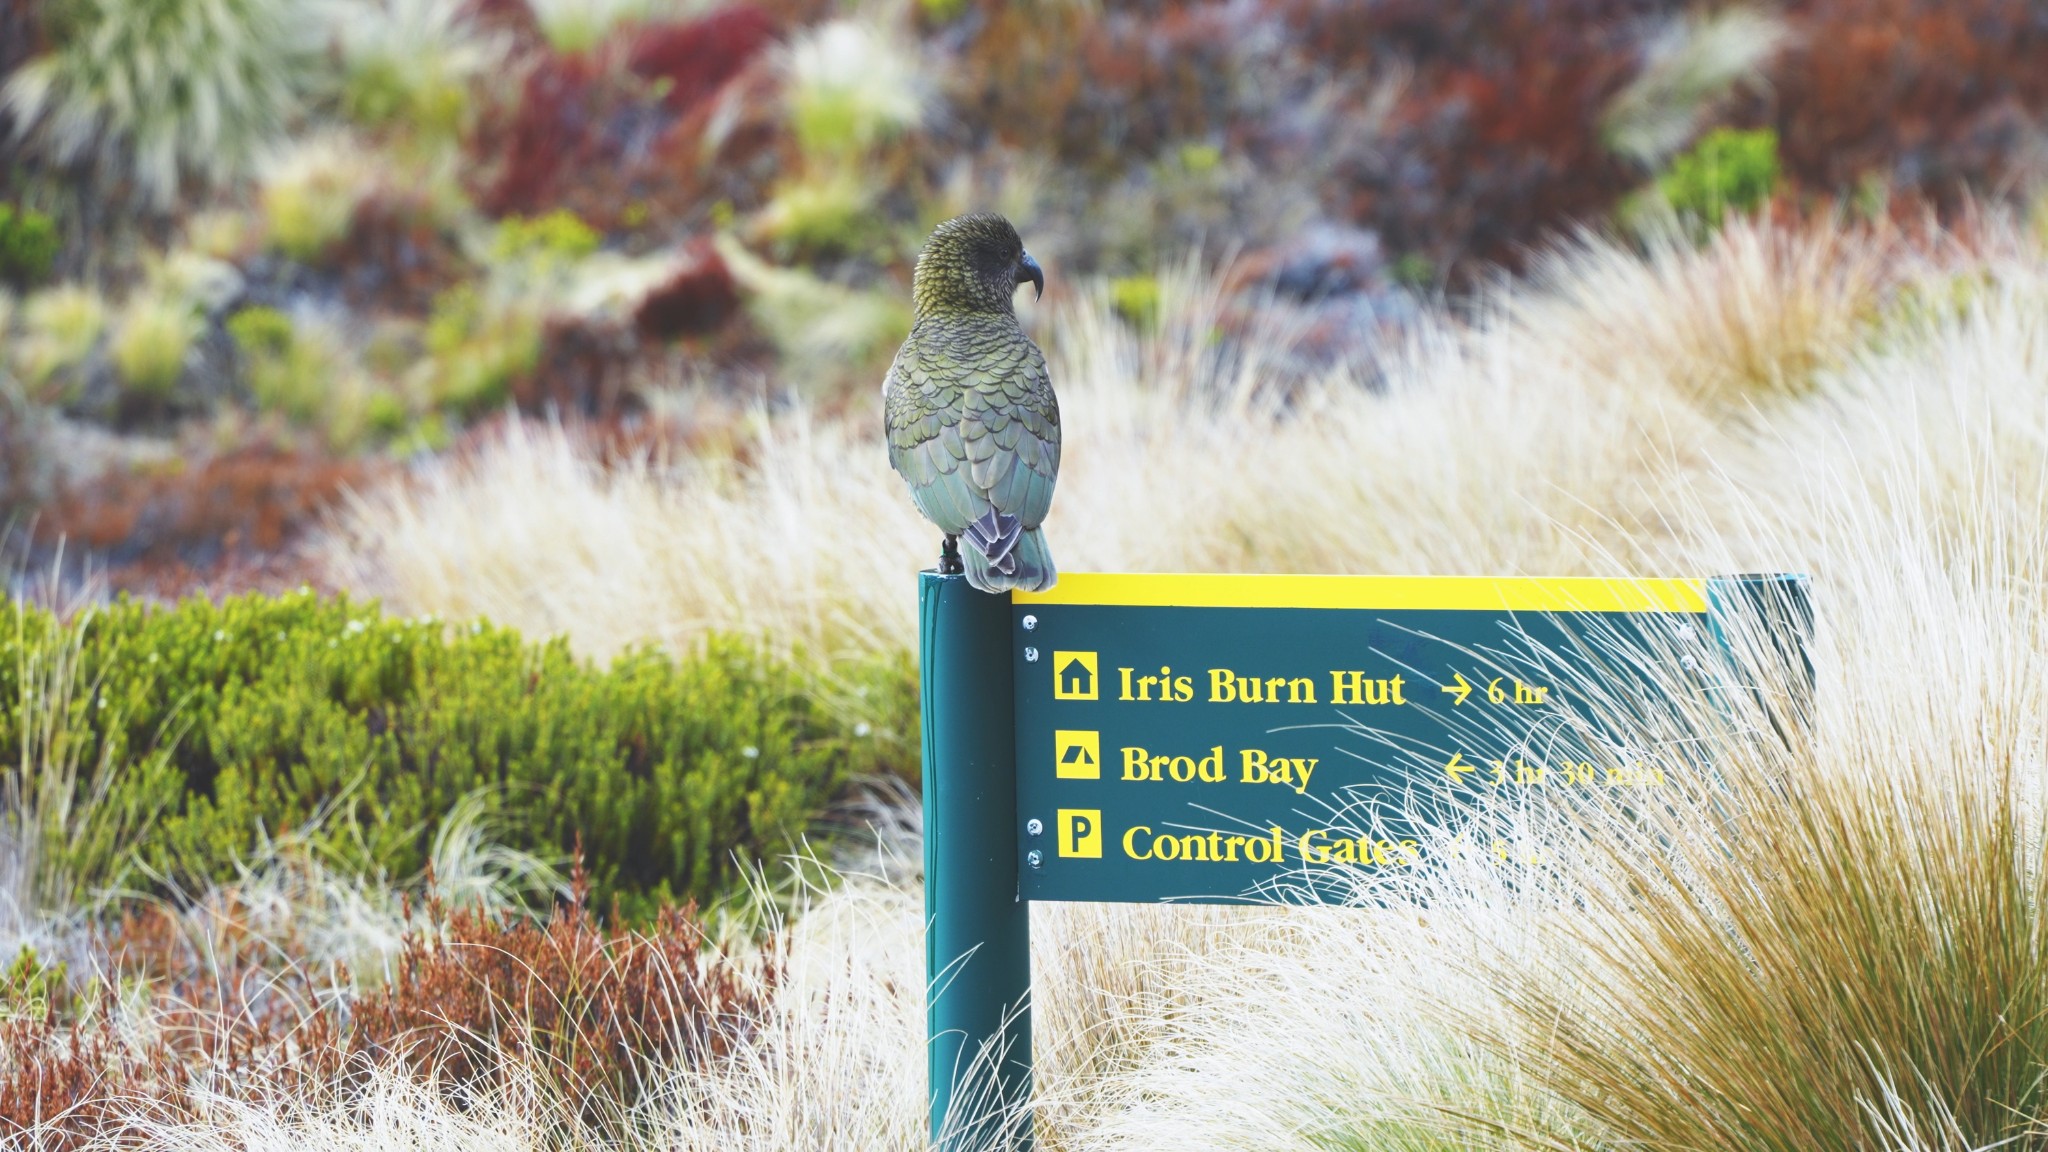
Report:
1017,252,1044,300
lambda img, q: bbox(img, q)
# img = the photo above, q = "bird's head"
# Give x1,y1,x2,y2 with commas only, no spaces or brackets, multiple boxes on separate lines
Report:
911,213,1044,318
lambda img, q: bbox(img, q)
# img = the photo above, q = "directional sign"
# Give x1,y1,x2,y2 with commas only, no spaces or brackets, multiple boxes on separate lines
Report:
1012,573,1715,904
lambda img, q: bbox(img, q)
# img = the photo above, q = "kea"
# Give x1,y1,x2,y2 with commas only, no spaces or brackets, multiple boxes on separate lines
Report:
885,213,1060,593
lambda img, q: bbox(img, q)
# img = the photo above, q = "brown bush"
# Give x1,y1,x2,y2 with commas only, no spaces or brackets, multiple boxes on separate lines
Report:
0,907,341,1150
1286,0,1684,282
519,316,646,419
627,6,780,111
477,7,783,226
36,440,378,591
633,239,740,340
949,1,1240,178
0,1016,134,1152
1762,0,2048,205
335,191,473,314
347,878,770,1119
0,877,766,1147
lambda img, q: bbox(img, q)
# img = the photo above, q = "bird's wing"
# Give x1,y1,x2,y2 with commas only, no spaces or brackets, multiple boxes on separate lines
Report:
961,335,1059,529
884,333,984,535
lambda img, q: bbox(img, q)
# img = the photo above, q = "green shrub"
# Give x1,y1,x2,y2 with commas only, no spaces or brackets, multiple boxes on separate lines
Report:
0,948,67,1016
1658,127,1780,232
333,0,501,146
492,210,601,264
228,305,327,421
17,284,106,390
225,305,292,358
260,135,374,263
110,293,196,398
754,170,880,257
783,18,925,163
0,593,885,912
364,389,409,438
0,205,59,287
423,285,540,415
1109,275,1160,330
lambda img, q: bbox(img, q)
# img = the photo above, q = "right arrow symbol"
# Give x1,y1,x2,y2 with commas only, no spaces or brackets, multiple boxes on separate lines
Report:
1442,672,1473,706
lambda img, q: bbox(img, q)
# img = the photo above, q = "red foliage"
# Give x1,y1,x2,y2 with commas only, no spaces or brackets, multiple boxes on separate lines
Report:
478,7,781,222
1286,0,1683,281
951,1,1240,176
37,442,380,589
347,879,767,1118
1278,0,2048,277
519,315,645,419
0,1018,135,1152
480,50,614,216
337,190,470,313
1762,0,2048,204
459,0,546,53
628,5,779,110
0,879,767,1146
0,906,343,1149
634,239,739,339
650,57,789,220
508,242,742,420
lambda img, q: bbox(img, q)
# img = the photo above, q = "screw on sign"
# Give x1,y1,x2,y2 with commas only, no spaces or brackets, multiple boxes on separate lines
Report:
918,570,1811,1150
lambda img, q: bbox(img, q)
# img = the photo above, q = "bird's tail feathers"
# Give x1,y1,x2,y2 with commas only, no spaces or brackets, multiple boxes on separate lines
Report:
962,516,1056,594
963,507,1023,572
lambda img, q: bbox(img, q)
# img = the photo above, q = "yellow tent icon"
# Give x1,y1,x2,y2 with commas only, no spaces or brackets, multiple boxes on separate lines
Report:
1054,730,1100,779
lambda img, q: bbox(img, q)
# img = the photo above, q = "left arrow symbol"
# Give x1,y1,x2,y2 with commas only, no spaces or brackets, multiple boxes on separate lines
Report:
1446,752,1473,782
1442,672,1473,706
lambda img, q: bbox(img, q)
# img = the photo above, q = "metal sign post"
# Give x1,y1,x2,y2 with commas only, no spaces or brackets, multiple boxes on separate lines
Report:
920,573,1031,1151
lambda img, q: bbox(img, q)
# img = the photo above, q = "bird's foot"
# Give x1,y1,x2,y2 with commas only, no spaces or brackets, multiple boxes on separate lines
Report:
938,535,965,575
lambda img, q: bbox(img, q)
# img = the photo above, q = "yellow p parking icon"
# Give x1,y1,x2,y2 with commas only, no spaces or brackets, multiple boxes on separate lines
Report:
1057,809,1102,858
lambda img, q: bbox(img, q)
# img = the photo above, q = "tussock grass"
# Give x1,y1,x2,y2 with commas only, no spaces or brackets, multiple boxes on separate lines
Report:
1524,214,1896,409
332,221,1877,662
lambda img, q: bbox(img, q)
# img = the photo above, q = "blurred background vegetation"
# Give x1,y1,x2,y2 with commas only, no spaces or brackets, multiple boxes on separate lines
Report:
0,0,2042,593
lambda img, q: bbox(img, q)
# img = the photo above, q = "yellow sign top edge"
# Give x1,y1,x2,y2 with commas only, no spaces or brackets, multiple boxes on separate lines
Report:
1012,573,1709,613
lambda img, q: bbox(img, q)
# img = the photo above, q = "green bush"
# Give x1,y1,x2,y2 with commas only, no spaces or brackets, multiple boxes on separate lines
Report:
1658,127,1780,231
1109,274,1160,330
17,284,106,391
228,305,325,422
0,593,893,913
225,304,292,357
423,285,540,415
0,204,59,286
755,171,880,257
110,292,197,398
491,210,601,264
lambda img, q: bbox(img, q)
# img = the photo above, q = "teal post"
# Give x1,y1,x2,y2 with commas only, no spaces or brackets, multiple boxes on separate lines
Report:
921,572,1033,1150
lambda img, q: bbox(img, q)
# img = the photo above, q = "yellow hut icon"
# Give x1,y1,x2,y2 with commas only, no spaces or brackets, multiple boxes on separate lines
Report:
1053,651,1097,700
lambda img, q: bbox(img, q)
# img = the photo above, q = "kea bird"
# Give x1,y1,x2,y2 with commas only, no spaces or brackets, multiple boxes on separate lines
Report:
885,213,1060,593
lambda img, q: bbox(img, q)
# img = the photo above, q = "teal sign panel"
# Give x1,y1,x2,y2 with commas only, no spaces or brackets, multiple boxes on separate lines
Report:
1011,573,1714,904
